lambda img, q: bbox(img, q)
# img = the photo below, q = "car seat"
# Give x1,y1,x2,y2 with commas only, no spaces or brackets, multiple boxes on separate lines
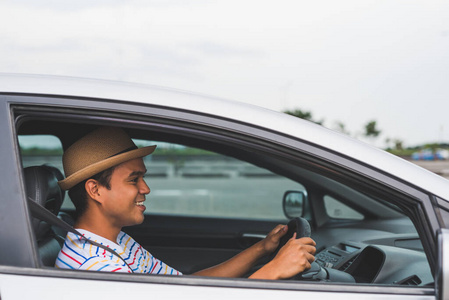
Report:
24,165,66,267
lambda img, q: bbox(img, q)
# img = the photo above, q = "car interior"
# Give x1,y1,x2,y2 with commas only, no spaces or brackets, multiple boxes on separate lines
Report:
24,165,66,267
17,115,435,287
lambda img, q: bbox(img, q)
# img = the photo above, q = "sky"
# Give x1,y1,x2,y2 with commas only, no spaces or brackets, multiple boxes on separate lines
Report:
1,0,449,148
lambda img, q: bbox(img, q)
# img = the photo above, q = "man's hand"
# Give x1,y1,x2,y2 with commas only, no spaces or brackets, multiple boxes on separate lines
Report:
260,224,288,255
250,233,316,280
270,233,316,279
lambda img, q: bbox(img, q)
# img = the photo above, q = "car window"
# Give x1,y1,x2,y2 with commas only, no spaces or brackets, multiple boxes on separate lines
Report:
324,195,364,220
138,140,305,221
19,135,64,172
19,136,306,220
19,135,63,167
19,134,73,205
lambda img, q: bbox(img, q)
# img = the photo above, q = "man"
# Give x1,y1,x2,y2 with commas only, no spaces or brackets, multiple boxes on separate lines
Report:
55,126,316,279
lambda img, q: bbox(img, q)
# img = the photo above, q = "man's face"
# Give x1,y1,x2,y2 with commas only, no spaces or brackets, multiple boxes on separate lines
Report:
99,157,150,228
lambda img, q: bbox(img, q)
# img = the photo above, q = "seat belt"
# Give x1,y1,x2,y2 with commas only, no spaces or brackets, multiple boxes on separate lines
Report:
28,198,134,272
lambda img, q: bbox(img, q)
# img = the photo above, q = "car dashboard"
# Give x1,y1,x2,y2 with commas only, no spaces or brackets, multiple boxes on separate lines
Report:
313,223,433,286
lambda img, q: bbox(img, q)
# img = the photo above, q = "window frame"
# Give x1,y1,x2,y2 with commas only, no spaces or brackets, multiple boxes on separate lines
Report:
1,94,441,297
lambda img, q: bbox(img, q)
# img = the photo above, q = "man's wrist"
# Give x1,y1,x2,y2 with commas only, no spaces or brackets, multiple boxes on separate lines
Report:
255,239,273,258
249,261,280,280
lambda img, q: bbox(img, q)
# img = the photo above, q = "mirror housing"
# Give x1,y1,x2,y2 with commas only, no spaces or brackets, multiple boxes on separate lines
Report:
283,190,307,219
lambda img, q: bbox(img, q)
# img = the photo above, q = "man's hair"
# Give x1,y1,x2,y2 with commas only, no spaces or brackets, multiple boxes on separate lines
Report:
68,166,116,218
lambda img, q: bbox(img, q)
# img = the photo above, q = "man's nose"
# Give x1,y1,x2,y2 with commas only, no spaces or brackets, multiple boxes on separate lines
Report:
139,178,150,194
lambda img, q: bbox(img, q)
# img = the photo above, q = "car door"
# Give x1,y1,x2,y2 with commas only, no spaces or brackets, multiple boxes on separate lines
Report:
1,91,444,299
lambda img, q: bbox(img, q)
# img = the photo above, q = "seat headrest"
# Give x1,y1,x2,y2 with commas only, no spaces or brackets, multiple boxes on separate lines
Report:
24,165,65,239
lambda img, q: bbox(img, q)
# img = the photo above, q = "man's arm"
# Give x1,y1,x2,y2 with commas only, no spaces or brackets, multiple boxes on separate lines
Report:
192,225,316,280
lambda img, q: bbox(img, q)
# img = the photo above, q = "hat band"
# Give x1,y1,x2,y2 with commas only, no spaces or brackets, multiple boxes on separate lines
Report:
108,146,138,158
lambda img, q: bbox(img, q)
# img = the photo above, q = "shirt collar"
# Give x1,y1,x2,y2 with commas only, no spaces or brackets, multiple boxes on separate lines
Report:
74,228,122,250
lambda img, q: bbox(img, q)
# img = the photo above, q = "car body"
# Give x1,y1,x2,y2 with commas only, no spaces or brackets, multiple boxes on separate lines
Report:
1,73,449,299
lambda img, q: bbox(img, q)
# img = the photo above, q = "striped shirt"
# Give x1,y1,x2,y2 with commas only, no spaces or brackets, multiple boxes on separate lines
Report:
55,229,182,275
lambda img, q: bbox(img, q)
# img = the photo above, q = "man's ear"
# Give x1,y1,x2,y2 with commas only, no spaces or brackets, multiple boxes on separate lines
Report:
85,179,102,203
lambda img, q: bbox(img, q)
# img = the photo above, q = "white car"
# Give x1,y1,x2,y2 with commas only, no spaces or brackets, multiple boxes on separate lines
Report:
1,74,449,299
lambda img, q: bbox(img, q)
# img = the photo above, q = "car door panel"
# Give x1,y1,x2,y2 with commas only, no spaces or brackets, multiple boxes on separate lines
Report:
0,272,436,300
124,215,278,274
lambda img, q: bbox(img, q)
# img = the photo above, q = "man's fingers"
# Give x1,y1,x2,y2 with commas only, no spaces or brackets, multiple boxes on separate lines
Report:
299,244,316,255
272,224,288,238
284,238,316,255
303,260,312,271
286,235,316,247
305,252,315,263
297,237,316,246
287,236,316,246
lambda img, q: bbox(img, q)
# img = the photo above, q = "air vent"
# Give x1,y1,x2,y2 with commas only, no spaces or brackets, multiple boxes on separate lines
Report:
339,255,358,272
395,275,422,286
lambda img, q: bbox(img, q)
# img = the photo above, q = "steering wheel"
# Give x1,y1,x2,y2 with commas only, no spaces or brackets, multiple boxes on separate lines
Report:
277,217,311,251
275,217,355,282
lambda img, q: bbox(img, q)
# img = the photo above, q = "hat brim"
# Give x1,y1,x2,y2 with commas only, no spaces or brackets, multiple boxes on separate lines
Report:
58,145,156,190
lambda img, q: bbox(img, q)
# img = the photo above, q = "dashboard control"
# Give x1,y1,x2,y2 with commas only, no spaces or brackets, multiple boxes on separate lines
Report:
316,250,340,268
315,243,361,269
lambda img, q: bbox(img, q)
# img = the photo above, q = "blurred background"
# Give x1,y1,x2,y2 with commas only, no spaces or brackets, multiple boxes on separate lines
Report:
2,0,449,169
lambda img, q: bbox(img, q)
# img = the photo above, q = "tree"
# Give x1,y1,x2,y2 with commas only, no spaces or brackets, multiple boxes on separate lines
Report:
283,109,324,125
364,120,381,139
393,139,403,151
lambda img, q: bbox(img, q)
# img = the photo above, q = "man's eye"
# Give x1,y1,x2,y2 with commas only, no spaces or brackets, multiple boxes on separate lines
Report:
130,178,138,183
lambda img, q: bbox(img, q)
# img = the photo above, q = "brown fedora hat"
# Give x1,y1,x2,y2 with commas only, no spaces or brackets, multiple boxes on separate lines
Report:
58,127,156,190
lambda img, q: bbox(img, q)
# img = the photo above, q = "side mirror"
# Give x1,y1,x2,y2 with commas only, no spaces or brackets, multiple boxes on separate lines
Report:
436,228,449,300
283,190,307,219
